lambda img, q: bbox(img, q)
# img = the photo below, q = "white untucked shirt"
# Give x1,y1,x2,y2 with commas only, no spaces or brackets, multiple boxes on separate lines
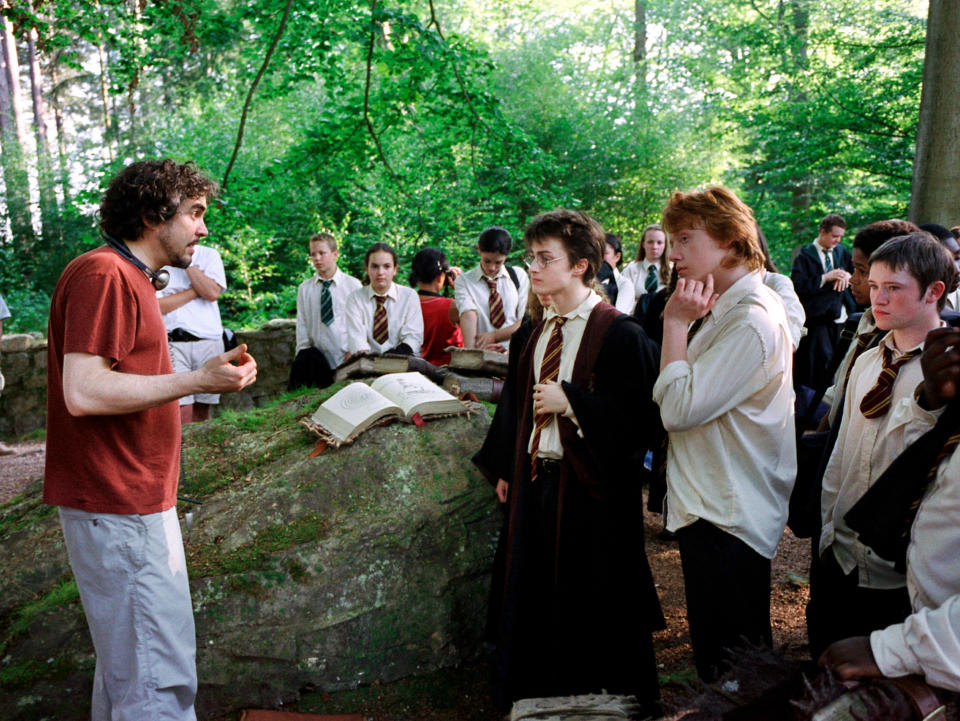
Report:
295,268,362,368
820,332,941,588
652,270,796,559
158,244,226,339
345,283,424,355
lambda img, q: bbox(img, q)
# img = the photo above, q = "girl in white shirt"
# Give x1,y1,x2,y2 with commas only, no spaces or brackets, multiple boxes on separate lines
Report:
623,224,671,306
345,242,424,357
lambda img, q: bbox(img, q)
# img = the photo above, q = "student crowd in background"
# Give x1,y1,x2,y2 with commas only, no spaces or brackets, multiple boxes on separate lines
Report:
281,199,960,716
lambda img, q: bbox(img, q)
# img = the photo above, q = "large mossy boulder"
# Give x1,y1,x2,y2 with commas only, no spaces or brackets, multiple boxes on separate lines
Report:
0,386,500,720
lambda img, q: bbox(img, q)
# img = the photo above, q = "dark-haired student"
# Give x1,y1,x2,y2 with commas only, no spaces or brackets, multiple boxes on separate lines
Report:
455,226,530,349
344,243,423,358
792,213,855,392
920,223,960,311
810,233,957,658
653,186,796,682
820,326,960,691
494,209,664,716
599,233,637,313
819,220,921,430
410,248,463,366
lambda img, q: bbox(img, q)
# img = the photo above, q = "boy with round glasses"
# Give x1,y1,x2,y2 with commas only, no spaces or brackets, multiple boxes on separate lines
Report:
494,209,664,717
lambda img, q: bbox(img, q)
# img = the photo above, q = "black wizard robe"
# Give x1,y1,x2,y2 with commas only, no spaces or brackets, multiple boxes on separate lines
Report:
494,301,666,710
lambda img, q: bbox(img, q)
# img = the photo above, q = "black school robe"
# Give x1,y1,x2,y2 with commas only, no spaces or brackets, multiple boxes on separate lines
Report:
494,302,666,709
791,243,855,391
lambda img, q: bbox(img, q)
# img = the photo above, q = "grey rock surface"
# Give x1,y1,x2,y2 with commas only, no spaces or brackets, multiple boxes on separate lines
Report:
0,389,499,720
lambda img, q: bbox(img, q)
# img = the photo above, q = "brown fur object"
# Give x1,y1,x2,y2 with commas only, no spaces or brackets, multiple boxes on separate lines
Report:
660,642,959,721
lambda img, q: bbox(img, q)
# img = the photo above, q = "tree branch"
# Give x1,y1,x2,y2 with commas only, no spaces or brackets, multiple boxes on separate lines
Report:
363,0,400,182
221,0,293,190
426,0,488,131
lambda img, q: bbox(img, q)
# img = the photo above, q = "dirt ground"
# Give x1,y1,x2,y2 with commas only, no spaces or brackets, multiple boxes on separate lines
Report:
0,442,812,719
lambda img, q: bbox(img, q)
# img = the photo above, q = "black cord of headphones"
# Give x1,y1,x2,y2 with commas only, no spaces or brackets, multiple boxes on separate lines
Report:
101,232,171,290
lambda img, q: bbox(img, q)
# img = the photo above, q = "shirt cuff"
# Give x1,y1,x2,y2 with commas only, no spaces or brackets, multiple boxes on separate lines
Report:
651,359,692,403
870,625,921,679
562,399,583,437
820,274,829,287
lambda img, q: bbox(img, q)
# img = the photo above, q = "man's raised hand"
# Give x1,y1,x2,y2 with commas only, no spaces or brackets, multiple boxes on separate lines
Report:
199,343,258,394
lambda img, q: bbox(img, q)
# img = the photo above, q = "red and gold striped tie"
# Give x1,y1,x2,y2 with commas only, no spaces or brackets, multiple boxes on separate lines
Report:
530,316,567,481
486,277,506,329
859,345,921,419
372,295,389,345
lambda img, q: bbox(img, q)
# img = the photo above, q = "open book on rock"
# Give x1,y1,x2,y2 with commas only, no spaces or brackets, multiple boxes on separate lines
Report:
304,372,470,446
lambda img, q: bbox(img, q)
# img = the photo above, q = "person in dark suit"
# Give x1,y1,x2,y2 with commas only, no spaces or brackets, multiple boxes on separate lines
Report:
792,214,856,392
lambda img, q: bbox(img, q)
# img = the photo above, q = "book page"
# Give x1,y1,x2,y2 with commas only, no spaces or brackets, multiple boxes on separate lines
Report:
310,382,400,442
370,372,459,417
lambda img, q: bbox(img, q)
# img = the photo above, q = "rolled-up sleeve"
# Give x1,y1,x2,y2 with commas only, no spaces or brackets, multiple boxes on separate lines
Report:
871,595,960,692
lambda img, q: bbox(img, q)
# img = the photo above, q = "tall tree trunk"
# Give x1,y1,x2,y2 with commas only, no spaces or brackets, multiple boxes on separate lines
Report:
633,0,647,96
0,14,36,251
96,35,114,163
27,27,59,245
47,56,70,203
909,0,960,225
787,0,811,242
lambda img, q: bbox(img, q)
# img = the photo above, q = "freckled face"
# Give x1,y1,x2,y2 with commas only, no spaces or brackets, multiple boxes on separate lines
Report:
668,227,728,283
868,261,934,331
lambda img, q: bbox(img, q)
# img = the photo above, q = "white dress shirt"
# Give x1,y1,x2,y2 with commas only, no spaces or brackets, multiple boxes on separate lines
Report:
157,244,226,339
820,332,942,588
526,291,600,459
454,265,529,334
652,270,796,559
295,268,362,368
763,271,805,351
345,283,424,355
944,288,960,311
871,446,960,691
622,259,669,302
610,268,636,314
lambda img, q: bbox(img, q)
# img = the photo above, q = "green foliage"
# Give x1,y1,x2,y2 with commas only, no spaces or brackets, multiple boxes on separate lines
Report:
0,0,931,329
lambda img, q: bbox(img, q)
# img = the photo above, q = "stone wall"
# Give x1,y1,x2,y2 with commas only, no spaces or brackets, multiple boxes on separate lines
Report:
0,321,298,440
0,333,47,439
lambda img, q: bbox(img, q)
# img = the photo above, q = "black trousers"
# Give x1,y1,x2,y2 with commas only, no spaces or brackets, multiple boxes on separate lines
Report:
288,347,334,390
795,321,840,392
806,544,912,660
677,519,772,682
496,458,661,713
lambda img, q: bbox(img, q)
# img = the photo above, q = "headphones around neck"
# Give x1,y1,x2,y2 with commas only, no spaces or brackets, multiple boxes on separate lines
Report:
102,232,170,290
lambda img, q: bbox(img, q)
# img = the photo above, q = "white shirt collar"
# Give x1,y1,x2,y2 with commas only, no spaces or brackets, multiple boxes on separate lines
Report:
710,270,764,321
364,282,398,301
314,268,342,285
543,290,602,322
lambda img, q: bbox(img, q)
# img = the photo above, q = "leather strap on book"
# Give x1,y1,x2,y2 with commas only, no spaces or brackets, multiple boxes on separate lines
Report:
888,676,947,720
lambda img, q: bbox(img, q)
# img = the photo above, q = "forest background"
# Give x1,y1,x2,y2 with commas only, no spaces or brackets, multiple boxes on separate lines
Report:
0,0,944,334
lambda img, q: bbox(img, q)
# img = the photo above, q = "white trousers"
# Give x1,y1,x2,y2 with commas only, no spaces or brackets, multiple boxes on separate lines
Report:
59,506,197,721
